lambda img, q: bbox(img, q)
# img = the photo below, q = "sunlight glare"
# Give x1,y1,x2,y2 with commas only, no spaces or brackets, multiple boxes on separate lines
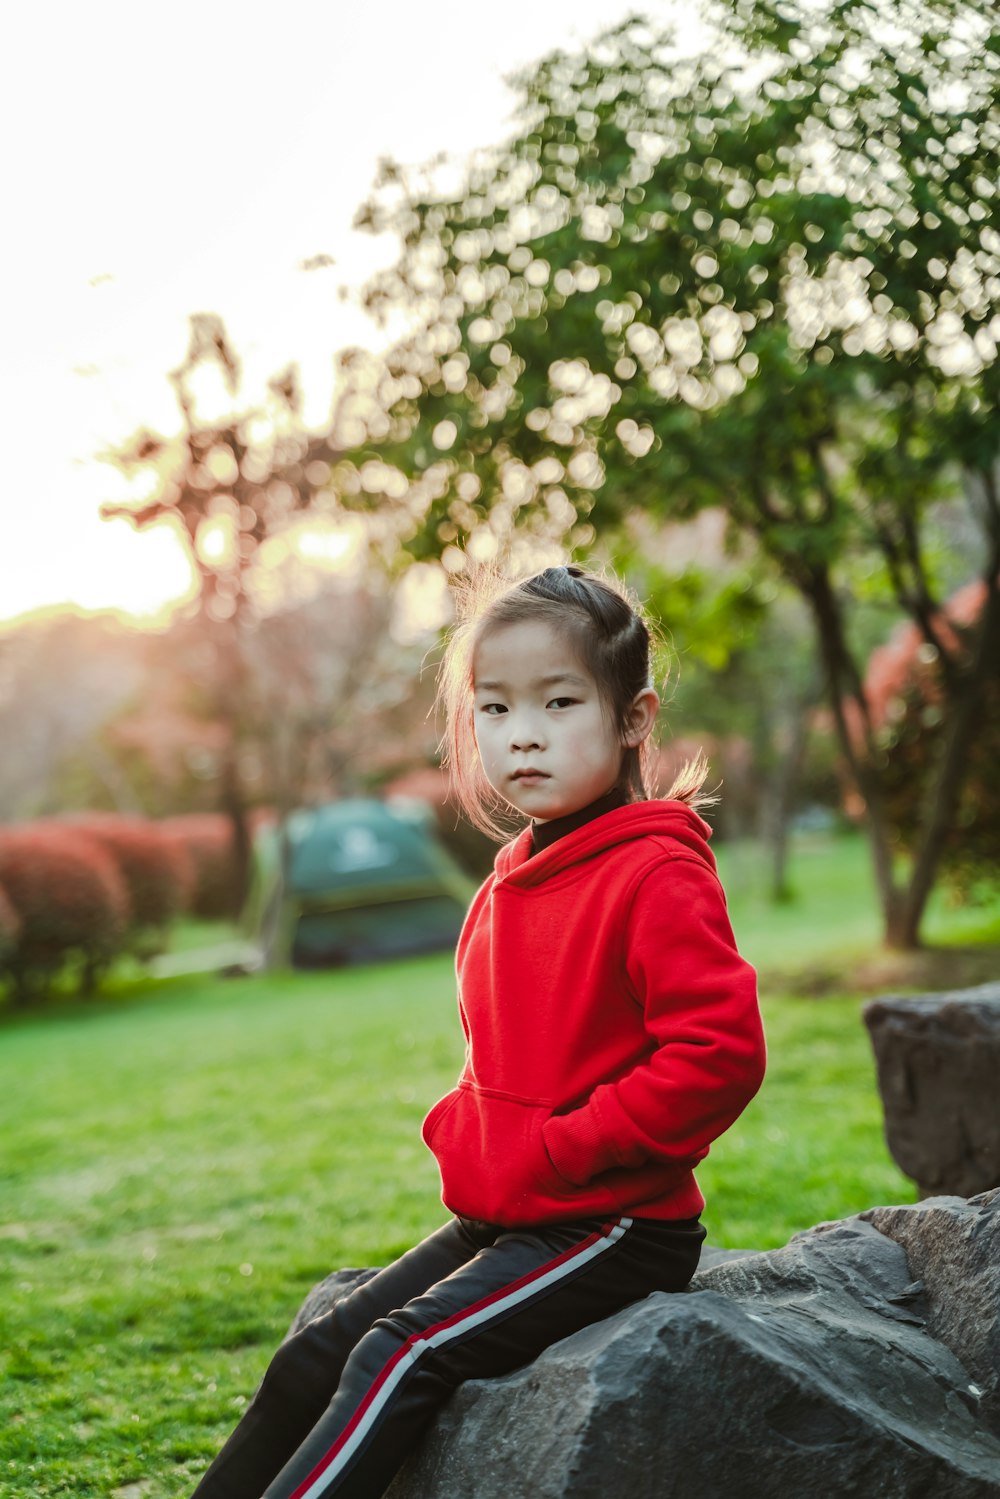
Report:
37,514,198,627
195,515,236,567
295,517,364,568
392,561,453,644
245,516,367,616
0,0,716,628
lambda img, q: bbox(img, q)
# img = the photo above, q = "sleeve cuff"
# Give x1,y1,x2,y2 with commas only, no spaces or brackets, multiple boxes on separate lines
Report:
543,1100,616,1186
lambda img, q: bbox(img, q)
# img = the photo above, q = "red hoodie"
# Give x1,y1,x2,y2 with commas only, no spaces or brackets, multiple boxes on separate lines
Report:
421,801,766,1227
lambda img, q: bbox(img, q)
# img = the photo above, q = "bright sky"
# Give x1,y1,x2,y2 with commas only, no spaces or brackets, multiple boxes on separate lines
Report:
0,0,702,627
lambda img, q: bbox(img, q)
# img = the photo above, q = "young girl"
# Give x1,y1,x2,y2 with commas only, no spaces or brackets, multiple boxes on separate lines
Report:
191,564,766,1499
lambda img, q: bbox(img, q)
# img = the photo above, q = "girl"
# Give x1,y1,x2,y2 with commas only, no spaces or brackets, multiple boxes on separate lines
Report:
191,564,766,1499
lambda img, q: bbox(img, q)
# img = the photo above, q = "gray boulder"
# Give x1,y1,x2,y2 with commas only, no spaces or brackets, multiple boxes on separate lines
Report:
290,1192,1000,1497
862,1189,1000,1432
287,1267,379,1338
863,981,1000,1198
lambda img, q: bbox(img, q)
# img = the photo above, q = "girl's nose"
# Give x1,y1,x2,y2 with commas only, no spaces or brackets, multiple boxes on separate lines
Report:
509,714,543,752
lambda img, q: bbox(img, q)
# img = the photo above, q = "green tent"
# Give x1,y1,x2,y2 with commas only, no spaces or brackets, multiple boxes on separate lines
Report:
247,798,475,969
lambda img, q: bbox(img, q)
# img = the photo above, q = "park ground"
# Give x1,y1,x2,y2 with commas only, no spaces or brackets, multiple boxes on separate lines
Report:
1,831,999,1497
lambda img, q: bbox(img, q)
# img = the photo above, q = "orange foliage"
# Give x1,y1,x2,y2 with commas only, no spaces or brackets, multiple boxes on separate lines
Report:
0,825,129,999
59,814,193,932
159,813,240,919
858,580,986,735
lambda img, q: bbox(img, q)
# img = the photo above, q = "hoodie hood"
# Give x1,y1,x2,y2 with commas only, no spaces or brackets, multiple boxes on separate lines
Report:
494,799,715,889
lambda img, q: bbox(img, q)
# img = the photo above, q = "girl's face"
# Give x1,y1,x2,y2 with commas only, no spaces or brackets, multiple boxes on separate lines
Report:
472,619,656,823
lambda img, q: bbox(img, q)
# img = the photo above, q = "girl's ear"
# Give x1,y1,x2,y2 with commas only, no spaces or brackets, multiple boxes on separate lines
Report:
623,687,660,748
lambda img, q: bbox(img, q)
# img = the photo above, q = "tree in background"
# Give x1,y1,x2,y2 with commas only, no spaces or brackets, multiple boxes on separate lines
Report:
861,578,999,903
0,614,145,821
102,315,322,903
334,0,998,948
0,589,432,864
101,315,423,906
237,574,437,821
667,587,829,897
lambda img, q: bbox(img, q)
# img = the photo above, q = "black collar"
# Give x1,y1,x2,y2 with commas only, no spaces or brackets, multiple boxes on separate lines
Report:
530,787,630,854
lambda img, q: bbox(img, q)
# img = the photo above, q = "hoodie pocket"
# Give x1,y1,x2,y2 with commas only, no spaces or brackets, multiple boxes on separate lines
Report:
425,1082,595,1224
421,1089,462,1147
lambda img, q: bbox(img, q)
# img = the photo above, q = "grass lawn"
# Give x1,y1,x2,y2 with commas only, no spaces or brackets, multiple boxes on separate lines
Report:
1,831,997,1497
716,827,1000,977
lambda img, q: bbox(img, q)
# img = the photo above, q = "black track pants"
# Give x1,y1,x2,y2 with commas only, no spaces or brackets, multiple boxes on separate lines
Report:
190,1212,704,1499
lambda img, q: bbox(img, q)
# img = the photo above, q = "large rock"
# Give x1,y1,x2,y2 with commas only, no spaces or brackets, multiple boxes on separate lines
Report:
863,981,1000,1198
862,1190,1000,1431
287,1267,379,1338
290,1192,1000,1497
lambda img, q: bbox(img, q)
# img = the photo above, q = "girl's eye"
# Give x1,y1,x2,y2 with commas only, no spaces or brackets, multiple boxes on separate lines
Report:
480,702,507,716
547,697,578,710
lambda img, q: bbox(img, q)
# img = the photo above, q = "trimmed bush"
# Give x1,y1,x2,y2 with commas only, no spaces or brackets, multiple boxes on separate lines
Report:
160,813,240,919
60,814,193,951
0,825,128,1002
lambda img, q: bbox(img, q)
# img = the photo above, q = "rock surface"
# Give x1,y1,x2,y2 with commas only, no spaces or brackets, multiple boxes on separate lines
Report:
289,1191,1000,1498
286,1267,379,1339
862,1190,1000,1432
863,981,1000,1198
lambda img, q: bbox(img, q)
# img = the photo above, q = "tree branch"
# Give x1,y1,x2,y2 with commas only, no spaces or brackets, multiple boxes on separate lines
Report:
866,498,959,689
901,563,1000,943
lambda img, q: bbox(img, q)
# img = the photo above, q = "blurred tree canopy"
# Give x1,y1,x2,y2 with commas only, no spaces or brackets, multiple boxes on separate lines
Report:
102,315,328,896
101,316,424,900
335,0,999,949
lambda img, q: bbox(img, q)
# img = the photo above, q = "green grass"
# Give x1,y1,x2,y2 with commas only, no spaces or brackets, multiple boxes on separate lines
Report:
0,968,908,1498
2,831,997,1497
163,918,248,956
0,961,462,1498
717,830,1000,973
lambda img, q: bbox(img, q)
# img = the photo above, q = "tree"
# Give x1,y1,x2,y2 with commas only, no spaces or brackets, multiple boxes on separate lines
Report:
337,0,999,948
237,571,437,821
0,614,145,821
861,578,1000,901
669,588,829,897
101,315,396,904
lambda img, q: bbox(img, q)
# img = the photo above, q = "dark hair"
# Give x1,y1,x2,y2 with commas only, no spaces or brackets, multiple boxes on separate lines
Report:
438,563,710,839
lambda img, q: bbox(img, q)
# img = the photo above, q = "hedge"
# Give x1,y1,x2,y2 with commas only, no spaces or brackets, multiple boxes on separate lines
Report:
0,825,129,1002
159,813,240,920
61,814,193,947
0,811,247,1005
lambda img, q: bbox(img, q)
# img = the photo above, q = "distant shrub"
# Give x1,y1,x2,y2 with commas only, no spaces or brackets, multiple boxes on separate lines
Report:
60,814,193,954
0,825,128,1003
160,814,240,919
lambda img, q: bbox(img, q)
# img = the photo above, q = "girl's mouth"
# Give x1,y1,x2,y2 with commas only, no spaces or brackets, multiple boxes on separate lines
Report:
513,770,549,783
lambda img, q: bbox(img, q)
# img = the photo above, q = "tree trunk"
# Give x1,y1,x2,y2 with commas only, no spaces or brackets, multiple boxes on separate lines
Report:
803,552,1000,951
802,565,914,945
219,739,252,918
759,706,810,904
881,885,919,951
213,613,253,917
889,576,1000,949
